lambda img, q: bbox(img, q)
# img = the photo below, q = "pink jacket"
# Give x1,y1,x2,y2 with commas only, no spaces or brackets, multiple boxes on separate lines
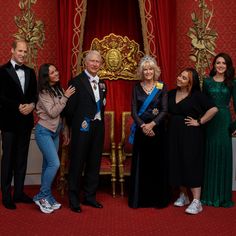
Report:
36,91,68,132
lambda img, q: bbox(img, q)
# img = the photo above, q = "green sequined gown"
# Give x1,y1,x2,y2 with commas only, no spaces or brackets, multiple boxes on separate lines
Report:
201,77,236,207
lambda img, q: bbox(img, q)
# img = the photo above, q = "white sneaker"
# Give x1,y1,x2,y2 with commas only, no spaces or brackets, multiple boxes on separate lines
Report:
34,198,54,214
51,202,62,210
174,193,190,207
185,199,203,214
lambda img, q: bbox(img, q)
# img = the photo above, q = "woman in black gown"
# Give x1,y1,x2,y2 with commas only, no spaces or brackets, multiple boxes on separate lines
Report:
168,68,218,214
128,55,169,208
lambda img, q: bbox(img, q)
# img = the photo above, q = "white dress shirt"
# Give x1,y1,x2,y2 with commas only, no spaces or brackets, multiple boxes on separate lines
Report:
85,70,101,120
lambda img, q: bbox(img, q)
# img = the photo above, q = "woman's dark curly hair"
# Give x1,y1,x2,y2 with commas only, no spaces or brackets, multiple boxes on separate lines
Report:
209,52,235,88
37,63,63,97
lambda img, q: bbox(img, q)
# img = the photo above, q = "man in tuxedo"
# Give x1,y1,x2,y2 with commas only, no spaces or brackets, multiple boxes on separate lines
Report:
0,39,37,209
65,50,107,213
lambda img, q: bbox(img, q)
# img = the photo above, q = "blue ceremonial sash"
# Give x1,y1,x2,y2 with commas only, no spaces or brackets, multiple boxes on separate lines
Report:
96,100,101,113
80,101,100,132
128,86,160,144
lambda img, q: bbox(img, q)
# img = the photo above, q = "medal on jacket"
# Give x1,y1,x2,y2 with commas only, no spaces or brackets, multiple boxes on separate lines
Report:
152,108,159,115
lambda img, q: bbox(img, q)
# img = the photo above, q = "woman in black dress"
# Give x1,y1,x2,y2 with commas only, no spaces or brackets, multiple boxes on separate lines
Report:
128,55,169,208
168,68,218,214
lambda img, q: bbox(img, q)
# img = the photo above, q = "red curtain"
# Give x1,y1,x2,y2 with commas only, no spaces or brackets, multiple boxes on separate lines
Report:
57,0,75,88
156,0,177,89
82,0,143,49
141,0,177,89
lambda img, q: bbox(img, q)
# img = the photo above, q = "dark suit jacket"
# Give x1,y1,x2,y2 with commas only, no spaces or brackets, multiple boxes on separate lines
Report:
65,71,107,131
65,71,107,200
0,61,37,131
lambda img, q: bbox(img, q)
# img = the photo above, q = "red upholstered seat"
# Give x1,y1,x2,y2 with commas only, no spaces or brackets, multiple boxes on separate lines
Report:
118,111,133,196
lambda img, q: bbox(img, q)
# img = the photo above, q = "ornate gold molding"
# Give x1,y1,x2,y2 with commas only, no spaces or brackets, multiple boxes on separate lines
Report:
82,33,144,80
188,0,217,81
138,0,150,55
72,0,87,77
138,0,156,58
14,0,45,70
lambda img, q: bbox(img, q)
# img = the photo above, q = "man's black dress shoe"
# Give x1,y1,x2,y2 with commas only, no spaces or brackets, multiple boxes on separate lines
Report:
82,200,103,208
70,205,82,213
3,201,16,210
14,193,33,203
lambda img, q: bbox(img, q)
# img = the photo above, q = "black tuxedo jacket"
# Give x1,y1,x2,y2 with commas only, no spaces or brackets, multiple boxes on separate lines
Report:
65,71,107,130
65,71,107,202
0,61,37,131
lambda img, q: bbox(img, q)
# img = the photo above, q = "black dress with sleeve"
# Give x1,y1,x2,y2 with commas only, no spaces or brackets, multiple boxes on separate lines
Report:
128,82,170,208
168,89,215,188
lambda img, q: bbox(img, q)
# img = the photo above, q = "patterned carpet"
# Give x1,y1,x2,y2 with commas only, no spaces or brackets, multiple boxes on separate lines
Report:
0,186,236,236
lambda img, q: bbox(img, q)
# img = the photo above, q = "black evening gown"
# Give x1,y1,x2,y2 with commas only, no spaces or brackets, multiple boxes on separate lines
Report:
128,82,170,208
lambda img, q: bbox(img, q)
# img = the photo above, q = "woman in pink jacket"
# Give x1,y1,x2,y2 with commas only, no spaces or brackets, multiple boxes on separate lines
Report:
33,63,75,214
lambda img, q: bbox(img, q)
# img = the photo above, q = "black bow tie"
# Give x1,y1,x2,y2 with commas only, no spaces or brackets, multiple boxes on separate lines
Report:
15,64,24,70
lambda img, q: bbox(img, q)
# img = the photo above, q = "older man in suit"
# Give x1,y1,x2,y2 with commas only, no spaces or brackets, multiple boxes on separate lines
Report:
0,39,37,209
65,50,107,213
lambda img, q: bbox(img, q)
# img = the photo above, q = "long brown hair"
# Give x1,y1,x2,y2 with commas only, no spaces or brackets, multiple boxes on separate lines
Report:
210,52,235,88
38,63,63,97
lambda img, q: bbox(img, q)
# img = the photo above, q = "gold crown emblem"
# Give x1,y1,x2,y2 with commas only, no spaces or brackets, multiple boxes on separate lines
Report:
82,33,144,80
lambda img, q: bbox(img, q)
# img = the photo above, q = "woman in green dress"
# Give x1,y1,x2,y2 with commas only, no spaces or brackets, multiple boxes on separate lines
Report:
201,52,236,207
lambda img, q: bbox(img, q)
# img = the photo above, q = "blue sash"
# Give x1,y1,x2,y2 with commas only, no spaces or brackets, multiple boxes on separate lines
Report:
96,100,101,113
128,86,160,144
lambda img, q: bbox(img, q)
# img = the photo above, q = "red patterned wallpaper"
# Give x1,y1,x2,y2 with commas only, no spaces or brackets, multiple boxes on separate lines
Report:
0,0,58,68
177,0,236,120
176,0,236,76
1,1,235,82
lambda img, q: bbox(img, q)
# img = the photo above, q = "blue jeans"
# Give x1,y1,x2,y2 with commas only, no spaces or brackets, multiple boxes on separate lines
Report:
33,123,61,204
